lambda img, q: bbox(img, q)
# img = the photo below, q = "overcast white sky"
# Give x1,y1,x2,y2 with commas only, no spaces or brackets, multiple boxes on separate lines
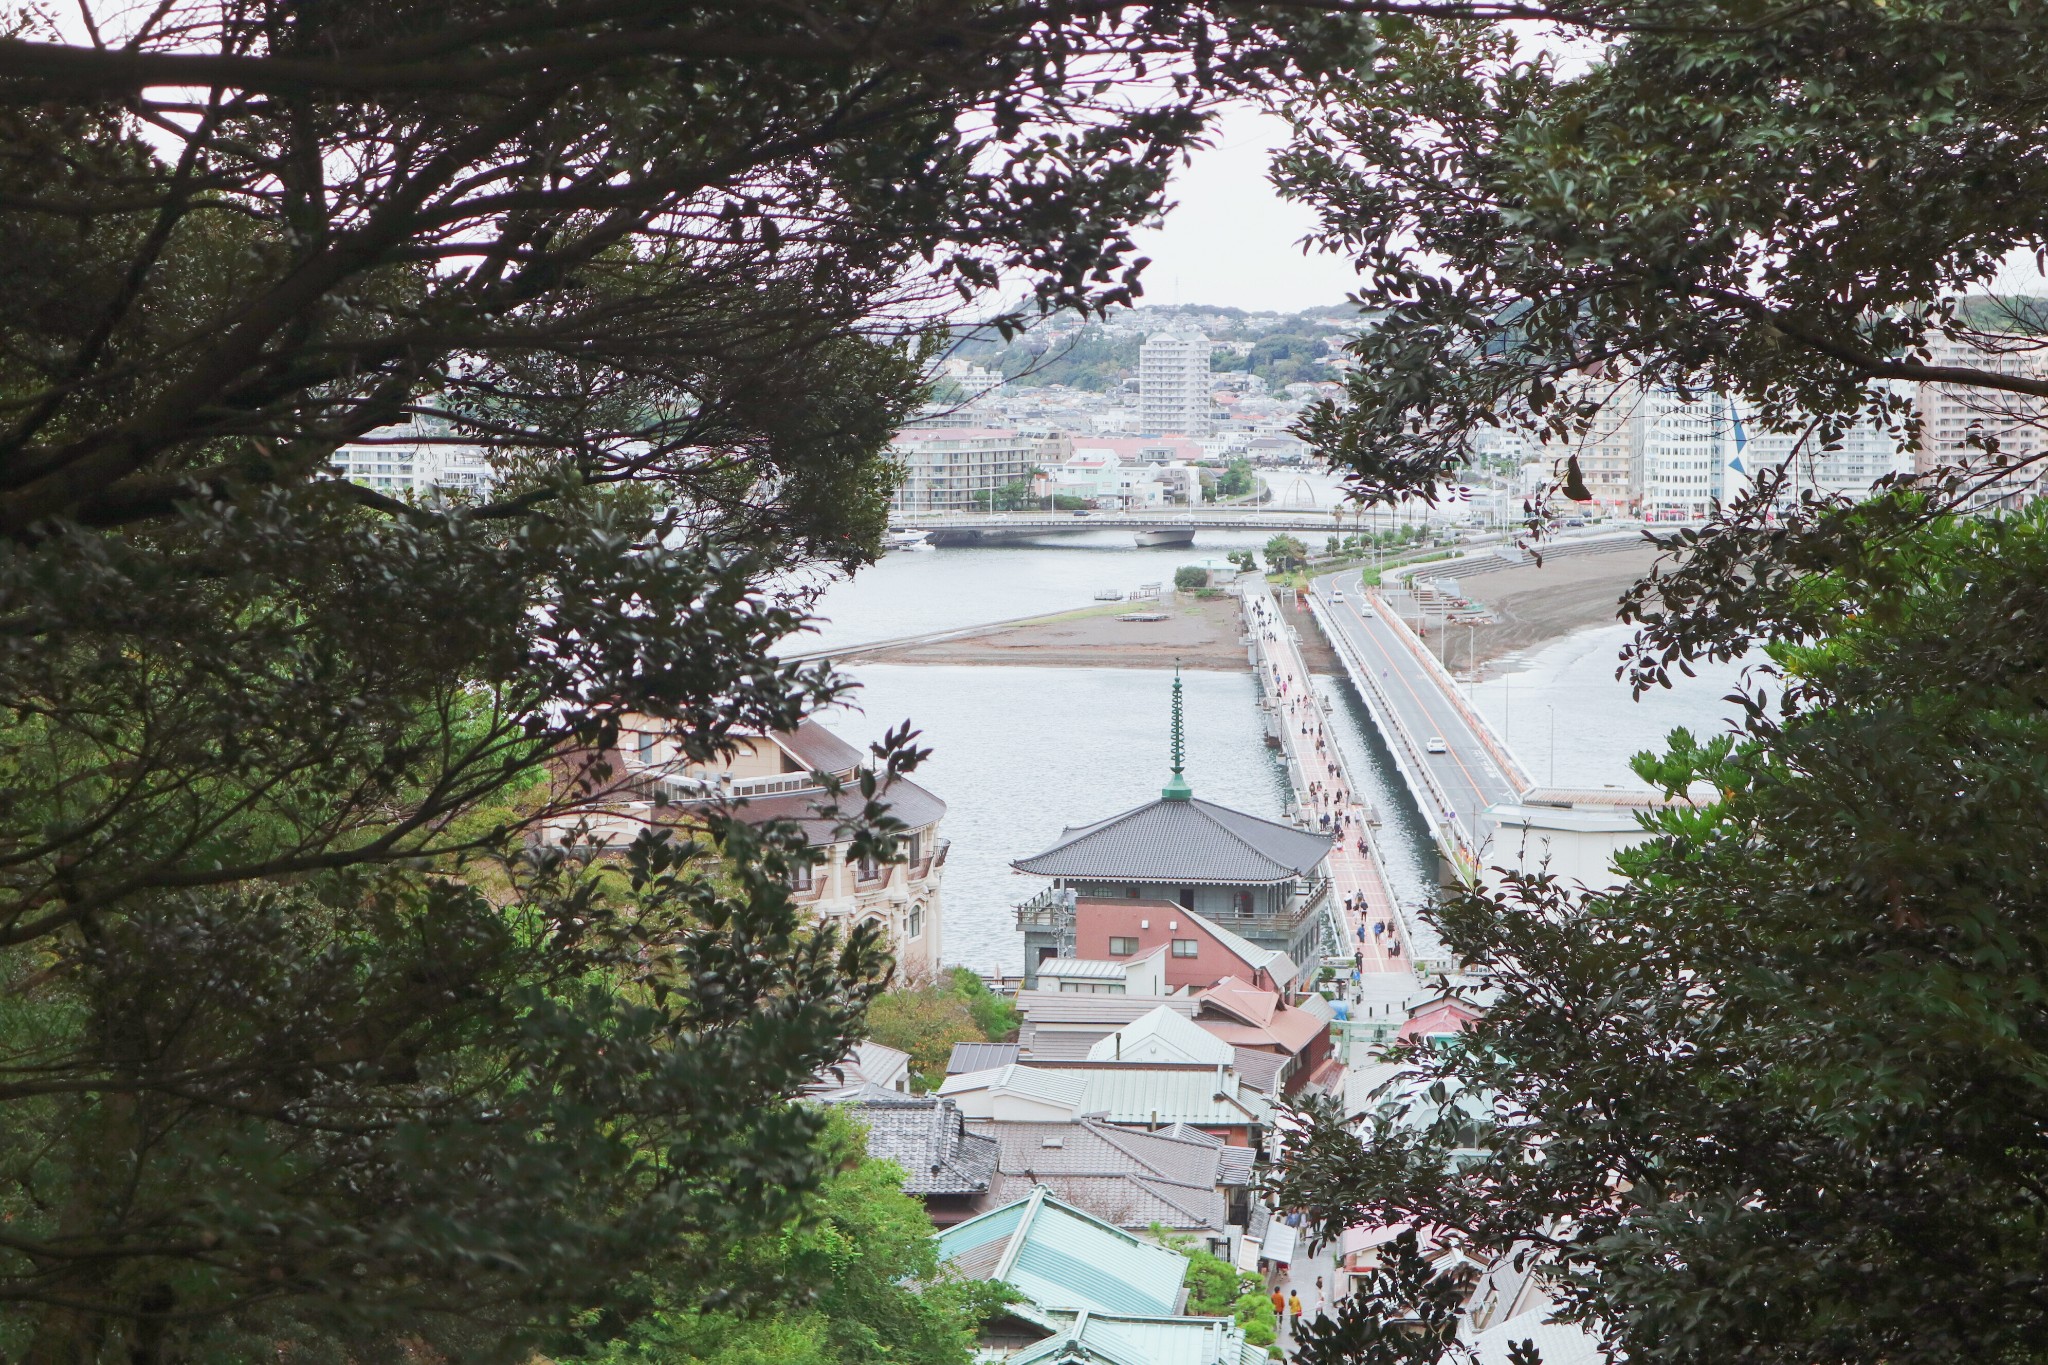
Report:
1125,106,1363,314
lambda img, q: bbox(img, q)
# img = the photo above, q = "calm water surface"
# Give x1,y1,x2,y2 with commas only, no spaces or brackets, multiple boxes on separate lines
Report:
823,664,1289,974
797,473,1736,970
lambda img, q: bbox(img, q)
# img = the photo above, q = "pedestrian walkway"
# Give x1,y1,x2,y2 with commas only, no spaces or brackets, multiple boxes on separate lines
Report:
1243,581,1412,978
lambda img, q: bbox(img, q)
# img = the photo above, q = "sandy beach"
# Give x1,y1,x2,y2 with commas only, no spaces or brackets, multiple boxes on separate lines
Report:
837,542,1667,673
839,593,1250,670
1403,544,1664,671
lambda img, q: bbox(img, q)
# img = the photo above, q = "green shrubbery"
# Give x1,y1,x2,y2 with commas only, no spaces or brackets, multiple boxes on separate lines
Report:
866,967,1019,1090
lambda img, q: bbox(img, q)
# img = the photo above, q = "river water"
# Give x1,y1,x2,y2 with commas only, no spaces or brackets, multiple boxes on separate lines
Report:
801,472,1745,973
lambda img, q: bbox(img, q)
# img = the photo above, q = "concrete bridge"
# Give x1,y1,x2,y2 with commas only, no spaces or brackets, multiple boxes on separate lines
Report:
1306,568,1533,884
895,508,1369,547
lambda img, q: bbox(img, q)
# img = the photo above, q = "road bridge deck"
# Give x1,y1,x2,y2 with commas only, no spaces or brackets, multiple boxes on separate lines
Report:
1310,568,1532,880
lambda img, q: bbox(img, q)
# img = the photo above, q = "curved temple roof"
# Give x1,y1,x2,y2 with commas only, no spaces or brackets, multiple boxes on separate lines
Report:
1011,796,1332,886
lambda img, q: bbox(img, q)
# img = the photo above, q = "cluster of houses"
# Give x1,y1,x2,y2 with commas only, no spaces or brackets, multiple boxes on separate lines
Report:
545,699,1595,1365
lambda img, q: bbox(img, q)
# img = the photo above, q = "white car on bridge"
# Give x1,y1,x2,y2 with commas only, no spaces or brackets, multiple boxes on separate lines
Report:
1425,736,1449,754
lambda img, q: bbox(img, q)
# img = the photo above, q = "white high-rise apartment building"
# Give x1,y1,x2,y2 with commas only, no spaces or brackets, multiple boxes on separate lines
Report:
330,415,494,497
1743,415,1906,504
1912,332,2048,511
1636,390,1734,521
1138,331,1212,436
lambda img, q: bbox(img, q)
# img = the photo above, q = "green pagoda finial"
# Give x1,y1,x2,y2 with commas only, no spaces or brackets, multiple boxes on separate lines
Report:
1163,664,1193,801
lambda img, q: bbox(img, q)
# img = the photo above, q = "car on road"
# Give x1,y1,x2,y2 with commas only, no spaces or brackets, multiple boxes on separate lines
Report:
1332,590,1346,604
1362,607,1377,619
1425,736,1448,754
1072,510,1092,518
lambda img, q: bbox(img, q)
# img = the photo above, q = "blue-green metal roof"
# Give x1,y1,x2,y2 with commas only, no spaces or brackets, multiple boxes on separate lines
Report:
934,1188,1187,1318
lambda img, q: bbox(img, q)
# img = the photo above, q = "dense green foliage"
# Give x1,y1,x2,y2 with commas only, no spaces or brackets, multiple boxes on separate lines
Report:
1276,0,2048,685
1211,328,1339,387
1279,2,2048,506
1175,565,1211,591
567,1110,1008,1365
1281,500,2048,1365
1158,1230,1277,1350
0,3,1372,1357
866,968,1018,1091
975,479,1040,512
1215,457,1259,499
955,310,1352,391
1263,533,1311,573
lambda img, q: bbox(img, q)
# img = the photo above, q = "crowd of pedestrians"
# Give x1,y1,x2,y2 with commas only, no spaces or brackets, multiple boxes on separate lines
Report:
1247,590,1405,991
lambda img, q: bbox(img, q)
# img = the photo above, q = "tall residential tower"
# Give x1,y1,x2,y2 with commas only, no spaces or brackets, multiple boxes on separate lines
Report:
1138,331,1213,436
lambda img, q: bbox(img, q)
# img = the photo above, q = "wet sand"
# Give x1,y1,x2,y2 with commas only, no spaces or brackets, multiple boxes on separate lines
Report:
842,593,1249,670
1404,545,1664,670
840,543,1667,673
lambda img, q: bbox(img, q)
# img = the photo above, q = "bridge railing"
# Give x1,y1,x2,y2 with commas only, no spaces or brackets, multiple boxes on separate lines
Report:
1303,592,1477,868
1363,588,1534,793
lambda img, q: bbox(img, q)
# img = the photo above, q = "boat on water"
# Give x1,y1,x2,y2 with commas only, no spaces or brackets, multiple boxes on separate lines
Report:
1093,588,1124,601
882,527,934,552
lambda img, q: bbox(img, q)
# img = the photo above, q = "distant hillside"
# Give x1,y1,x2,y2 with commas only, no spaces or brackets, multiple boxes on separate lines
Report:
1955,294,2048,335
946,302,1367,391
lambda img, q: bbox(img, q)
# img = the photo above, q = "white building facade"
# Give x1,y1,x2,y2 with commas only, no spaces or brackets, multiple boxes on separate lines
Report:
330,416,495,497
1636,390,1736,521
888,427,1053,513
1137,332,1213,436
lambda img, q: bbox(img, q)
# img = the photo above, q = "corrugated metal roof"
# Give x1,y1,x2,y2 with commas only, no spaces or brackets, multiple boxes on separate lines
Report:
1039,957,1132,981
948,1041,1022,1074
1012,796,1332,884
1297,993,1337,1024
970,1116,1226,1190
938,1063,1092,1113
1182,909,1301,988
937,1189,1190,1318
1466,1314,1609,1365
1228,1047,1288,1095
1198,978,1278,1028
1018,1024,1105,1060
1088,1007,1235,1066
1014,1311,1249,1365
1015,992,1198,1025
1071,1065,1270,1127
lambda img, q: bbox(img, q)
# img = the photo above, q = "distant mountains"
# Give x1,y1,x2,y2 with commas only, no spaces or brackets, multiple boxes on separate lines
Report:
948,303,1373,392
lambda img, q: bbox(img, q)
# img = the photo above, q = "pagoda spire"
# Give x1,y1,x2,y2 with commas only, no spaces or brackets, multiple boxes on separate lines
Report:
1162,664,1193,801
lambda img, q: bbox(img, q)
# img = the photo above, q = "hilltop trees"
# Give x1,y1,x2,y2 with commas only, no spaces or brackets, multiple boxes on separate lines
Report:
1265,7,2048,1362
1279,501,2048,1365
1277,0,2048,681
0,3,1365,1357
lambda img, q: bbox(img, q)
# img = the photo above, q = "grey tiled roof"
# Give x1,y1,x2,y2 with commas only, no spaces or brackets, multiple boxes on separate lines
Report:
1012,797,1332,885
1216,1146,1257,1187
948,1042,1023,1075
825,1093,998,1196
1014,992,1198,1025
988,1172,1228,1234
1229,1047,1288,1095
970,1117,1239,1234
723,774,946,844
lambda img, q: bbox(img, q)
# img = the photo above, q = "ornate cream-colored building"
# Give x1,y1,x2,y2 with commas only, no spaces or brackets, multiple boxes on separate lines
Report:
544,717,947,978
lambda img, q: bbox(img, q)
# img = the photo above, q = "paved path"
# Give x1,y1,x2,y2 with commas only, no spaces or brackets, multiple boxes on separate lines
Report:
1243,585,1412,976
